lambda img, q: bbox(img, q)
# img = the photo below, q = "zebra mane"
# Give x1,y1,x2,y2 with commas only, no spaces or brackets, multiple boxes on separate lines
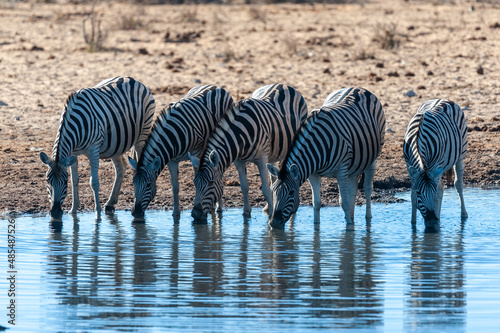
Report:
278,108,320,180
53,91,78,163
197,100,245,170
136,103,174,169
414,112,428,173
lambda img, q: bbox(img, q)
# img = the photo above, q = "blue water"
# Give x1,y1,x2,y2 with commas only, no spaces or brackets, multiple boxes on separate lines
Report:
1,188,500,332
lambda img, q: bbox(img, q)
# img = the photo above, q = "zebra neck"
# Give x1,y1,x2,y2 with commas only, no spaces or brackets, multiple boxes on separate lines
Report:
52,126,76,163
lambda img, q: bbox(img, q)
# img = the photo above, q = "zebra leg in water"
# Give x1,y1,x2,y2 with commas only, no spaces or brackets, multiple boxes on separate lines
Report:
363,161,377,221
69,159,79,214
411,187,418,224
87,146,102,218
338,169,358,224
105,154,128,212
167,161,181,218
308,174,322,223
256,157,273,216
454,158,468,219
234,160,252,217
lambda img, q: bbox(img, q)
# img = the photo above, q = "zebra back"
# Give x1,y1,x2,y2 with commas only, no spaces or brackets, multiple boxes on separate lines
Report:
52,76,155,161
136,85,234,171
403,99,467,174
200,83,308,170
279,87,386,183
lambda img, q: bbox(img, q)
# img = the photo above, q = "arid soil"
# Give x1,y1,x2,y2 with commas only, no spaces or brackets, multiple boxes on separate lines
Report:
1,1,499,216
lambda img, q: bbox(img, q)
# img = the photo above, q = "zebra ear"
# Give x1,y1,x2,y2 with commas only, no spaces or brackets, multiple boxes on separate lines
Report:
188,152,200,171
289,164,300,180
40,151,52,165
128,156,138,171
61,155,77,167
408,166,419,179
267,163,279,178
209,151,220,168
148,156,161,172
430,167,444,180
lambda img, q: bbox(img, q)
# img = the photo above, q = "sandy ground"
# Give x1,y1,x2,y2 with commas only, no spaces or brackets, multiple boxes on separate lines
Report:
0,0,499,216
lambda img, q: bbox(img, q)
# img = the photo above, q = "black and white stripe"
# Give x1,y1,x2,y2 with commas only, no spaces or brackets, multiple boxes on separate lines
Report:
267,87,386,228
190,83,309,219
403,99,468,227
40,76,155,219
128,85,234,219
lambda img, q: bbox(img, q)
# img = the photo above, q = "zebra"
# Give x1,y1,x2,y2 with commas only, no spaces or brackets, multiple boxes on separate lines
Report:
128,85,234,219
403,99,468,228
190,83,309,220
39,76,156,219
267,87,386,228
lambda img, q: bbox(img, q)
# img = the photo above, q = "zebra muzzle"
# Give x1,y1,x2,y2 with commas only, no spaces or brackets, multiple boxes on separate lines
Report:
191,204,207,220
50,203,63,220
131,204,145,219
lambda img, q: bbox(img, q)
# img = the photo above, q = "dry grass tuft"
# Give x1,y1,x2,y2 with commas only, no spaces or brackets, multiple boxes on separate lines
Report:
372,23,400,50
117,14,145,30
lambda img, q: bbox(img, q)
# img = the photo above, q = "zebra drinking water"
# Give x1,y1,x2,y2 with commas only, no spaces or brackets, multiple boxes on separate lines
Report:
128,85,234,219
190,83,309,220
403,99,468,228
267,87,386,228
40,76,156,219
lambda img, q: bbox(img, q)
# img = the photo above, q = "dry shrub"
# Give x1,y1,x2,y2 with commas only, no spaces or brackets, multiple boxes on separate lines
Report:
352,48,375,61
177,5,199,23
248,6,267,24
118,14,145,30
82,1,106,52
283,35,299,55
373,23,400,50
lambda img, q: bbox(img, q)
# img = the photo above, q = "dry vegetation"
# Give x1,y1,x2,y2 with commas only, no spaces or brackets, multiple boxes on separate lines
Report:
0,0,499,216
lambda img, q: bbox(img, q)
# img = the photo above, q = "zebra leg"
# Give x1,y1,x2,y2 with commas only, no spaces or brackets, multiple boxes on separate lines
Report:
88,148,102,217
348,175,358,222
168,161,181,218
454,158,468,219
234,160,251,217
338,172,354,224
363,161,377,221
105,155,127,212
437,177,445,220
411,188,417,224
69,158,80,215
256,158,273,216
309,174,322,223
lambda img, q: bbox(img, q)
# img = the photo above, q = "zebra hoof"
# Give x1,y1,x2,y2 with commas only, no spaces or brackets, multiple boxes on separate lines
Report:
104,205,115,213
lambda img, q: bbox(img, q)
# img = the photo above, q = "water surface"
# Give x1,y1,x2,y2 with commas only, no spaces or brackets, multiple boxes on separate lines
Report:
1,188,500,332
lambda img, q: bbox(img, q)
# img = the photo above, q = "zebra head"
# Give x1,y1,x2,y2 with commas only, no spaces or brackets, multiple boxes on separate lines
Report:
267,163,301,229
409,166,444,227
129,156,161,219
39,151,77,220
191,151,223,220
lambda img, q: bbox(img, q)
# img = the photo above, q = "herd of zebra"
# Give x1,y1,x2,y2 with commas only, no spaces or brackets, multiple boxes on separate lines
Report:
39,76,468,229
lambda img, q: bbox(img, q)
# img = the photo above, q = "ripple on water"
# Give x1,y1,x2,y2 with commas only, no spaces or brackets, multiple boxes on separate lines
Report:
1,188,500,332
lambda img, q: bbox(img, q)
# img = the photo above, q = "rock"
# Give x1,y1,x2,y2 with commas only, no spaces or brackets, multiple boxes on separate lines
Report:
403,90,416,97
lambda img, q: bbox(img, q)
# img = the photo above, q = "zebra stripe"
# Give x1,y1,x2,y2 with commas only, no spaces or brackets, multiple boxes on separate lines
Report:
268,87,386,228
40,76,155,219
128,85,234,219
191,83,309,219
403,99,468,227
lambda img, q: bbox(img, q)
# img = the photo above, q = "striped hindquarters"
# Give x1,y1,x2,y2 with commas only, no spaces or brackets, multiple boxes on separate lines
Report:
53,76,155,161
137,85,234,170
403,99,467,173
281,87,385,182
205,83,309,168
